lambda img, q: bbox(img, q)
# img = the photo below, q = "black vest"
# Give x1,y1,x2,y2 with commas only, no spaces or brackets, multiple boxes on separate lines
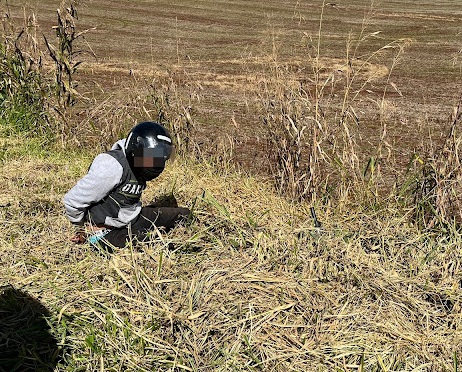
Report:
87,149,146,225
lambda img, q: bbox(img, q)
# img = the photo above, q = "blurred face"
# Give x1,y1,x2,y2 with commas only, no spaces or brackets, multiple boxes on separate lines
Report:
133,148,167,168
131,148,169,181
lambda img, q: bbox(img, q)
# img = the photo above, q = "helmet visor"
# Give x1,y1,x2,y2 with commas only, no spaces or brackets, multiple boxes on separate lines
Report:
132,146,173,168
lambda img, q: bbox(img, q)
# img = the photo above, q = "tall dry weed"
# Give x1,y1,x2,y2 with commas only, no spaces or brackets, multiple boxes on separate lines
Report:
44,0,94,112
0,5,50,134
260,1,412,203
148,75,199,156
411,97,462,229
0,1,95,138
69,71,200,153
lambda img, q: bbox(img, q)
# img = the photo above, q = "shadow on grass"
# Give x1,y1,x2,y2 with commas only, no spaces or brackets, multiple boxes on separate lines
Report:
0,285,60,372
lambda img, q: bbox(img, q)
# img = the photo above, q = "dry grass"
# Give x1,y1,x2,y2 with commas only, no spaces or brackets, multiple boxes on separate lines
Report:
1,1,462,371
1,140,462,370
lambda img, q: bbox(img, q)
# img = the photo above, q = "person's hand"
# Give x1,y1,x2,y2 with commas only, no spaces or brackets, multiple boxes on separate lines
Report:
70,223,107,244
71,232,86,244
70,228,86,244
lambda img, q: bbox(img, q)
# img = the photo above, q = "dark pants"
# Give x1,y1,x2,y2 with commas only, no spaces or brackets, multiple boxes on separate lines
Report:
102,206,190,248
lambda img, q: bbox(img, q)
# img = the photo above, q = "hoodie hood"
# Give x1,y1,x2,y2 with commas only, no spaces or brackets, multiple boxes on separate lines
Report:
111,139,127,154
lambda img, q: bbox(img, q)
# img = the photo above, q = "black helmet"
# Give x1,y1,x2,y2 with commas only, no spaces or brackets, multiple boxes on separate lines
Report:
125,121,174,181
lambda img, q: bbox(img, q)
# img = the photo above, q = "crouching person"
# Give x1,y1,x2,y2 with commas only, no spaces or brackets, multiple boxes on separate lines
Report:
63,121,191,250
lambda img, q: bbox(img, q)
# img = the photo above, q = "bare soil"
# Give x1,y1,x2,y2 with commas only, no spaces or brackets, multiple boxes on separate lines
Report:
8,0,462,172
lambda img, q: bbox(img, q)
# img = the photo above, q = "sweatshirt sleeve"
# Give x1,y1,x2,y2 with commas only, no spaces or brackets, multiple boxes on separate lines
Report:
63,153,124,225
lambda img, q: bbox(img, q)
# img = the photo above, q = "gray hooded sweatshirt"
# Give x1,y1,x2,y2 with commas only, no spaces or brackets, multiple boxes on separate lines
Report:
63,139,144,228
